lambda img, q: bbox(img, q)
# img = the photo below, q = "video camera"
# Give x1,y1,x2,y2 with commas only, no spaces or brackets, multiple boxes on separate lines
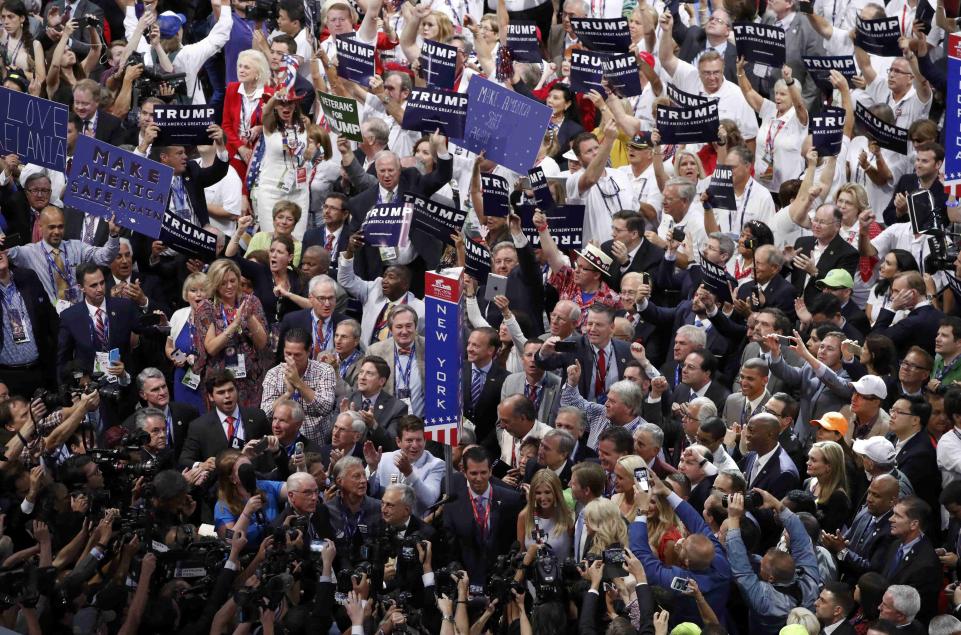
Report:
126,52,188,105
246,0,278,26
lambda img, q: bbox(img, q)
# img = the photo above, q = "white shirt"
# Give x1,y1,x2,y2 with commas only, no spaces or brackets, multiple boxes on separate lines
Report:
337,255,426,347
871,223,933,273
815,0,871,29
668,63,760,140
85,300,107,325
198,158,243,235
755,101,808,192
216,406,245,441
269,28,314,79
769,205,812,249
617,163,661,217
749,444,780,484
656,204,709,256
495,420,553,467
167,8,233,104
866,74,931,130
846,135,909,215
715,177,777,234
566,167,635,245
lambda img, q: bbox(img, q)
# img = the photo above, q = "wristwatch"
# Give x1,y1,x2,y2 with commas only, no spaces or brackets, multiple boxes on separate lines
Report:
837,548,849,561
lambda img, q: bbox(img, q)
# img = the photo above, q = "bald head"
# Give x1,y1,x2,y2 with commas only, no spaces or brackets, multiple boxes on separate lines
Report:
683,534,716,570
40,206,66,247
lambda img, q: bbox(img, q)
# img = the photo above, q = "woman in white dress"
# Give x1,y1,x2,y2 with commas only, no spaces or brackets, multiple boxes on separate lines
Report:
249,90,312,240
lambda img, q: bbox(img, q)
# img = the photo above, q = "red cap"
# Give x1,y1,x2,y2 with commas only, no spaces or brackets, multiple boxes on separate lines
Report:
638,51,655,69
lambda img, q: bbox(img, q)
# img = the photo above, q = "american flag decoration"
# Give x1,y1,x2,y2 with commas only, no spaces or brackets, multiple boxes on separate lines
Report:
423,268,465,446
279,54,300,93
945,35,960,205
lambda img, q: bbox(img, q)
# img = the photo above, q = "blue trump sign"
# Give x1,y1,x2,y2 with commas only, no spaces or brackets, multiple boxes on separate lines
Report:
64,136,173,239
0,87,68,172
455,77,550,174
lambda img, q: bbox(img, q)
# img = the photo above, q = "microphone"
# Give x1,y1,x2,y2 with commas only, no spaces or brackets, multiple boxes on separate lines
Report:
238,463,266,526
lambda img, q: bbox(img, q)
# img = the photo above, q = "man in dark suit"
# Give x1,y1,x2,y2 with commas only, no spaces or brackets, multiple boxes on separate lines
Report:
881,142,948,227
814,582,856,635
602,211,664,293
318,411,369,467
178,369,270,469
821,474,899,584
739,413,800,499
872,272,945,357
535,304,631,402
522,428,574,488
104,238,168,315
72,80,125,145
0,172,54,247
347,356,406,449
442,447,525,587
736,245,796,318
475,230,546,335
462,327,510,441
276,276,348,363
637,284,731,362
272,471,335,543
890,396,941,521
555,406,599,464
791,205,859,302
380,481,436,600
873,496,941,623
672,5,738,83
670,348,731,415
302,193,350,278
343,131,452,284
57,263,140,383
121,368,198,460
0,253,58,394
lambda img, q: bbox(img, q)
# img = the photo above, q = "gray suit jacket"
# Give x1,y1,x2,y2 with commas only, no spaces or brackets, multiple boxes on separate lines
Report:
757,13,826,111
722,390,772,427
501,371,562,426
348,390,408,446
367,336,426,396
769,356,853,444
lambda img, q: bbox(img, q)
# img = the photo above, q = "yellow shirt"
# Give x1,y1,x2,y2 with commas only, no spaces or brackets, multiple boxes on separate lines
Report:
244,231,303,266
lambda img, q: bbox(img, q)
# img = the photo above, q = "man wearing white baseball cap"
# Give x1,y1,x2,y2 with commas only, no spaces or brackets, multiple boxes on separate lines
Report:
847,375,890,441
851,436,915,500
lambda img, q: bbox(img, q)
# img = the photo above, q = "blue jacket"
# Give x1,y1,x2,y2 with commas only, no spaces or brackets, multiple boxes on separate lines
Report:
726,508,822,635
629,492,732,628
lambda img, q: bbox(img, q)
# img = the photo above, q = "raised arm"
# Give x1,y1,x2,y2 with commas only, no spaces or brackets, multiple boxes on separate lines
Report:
900,41,932,104
783,66,808,126
736,57,764,113
400,3,430,64
788,150,819,228
534,210,566,273
657,11,679,76
357,0,382,42
81,26,102,76
853,45,876,85
577,119,617,194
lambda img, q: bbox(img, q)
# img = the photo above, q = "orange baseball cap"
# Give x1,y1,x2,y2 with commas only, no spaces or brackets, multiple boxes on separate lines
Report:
810,412,848,437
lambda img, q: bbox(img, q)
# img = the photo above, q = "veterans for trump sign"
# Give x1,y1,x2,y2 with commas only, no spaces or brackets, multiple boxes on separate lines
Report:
152,105,216,145
733,23,785,68
64,136,173,239
402,88,468,138
318,92,363,141
0,87,68,172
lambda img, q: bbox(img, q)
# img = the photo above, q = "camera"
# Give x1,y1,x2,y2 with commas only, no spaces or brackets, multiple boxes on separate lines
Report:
127,52,188,107
924,228,959,274
670,576,690,592
434,562,465,598
247,0,278,24
82,14,100,29
720,490,763,510
672,226,685,242
529,544,562,601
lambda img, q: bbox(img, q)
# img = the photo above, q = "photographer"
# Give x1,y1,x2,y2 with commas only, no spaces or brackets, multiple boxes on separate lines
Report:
381,483,436,599
725,489,822,635
273,471,333,543
129,407,176,471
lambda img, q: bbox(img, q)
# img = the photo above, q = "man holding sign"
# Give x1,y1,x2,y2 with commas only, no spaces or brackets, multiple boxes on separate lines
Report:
658,12,759,143
855,45,932,130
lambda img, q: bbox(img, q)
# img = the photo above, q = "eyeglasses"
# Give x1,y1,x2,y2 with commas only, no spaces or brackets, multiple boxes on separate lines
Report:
763,407,784,417
887,67,912,76
322,204,343,212
889,408,914,418
899,360,931,372
313,295,336,303
708,16,731,25
26,188,51,195
293,488,319,496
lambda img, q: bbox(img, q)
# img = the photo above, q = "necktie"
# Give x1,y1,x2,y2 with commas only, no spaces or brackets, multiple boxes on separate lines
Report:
82,215,97,244
373,301,393,343
475,495,488,539
94,308,107,349
66,156,73,175
511,438,518,467
52,248,69,300
574,512,585,560
324,231,335,252
594,348,607,399
887,545,906,577
64,3,72,21
386,189,395,203
749,456,761,486
84,119,94,137
225,415,236,440
471,367,485,406
362,398,371,411
526,383,538,406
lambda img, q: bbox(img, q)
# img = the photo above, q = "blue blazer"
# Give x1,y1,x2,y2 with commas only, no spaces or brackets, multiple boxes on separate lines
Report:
639,299,730,361
57,297,139,381
872,304,944,358
740,446,800,500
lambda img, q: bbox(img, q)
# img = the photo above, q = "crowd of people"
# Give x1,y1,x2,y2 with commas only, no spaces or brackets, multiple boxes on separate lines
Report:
0,0,959,633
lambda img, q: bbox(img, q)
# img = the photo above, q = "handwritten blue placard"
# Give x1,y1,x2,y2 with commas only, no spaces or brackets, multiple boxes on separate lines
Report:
0,86,68,172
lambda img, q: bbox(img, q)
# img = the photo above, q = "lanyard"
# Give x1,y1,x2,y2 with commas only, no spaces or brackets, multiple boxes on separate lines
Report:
0,281,20,310
313,314,333,354
765,120,786,157
394,343,415,390
938,355,961,381
44,246,73,286
732,180,753,233
339,349,360,378
220,303,239,333
341,505,363,539
5,37,22,66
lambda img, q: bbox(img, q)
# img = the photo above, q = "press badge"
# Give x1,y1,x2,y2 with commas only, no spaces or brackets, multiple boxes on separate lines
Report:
8,309,29,343
225,347,247,378
56,299,71,314
753,63,769,78
279,169,295,193
94,351,110,375
296,167,307,184
379,246,396,262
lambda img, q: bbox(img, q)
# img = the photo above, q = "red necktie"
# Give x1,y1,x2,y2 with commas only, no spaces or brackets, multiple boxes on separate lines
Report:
94,309,107,350
527,383,538,405
325,232,335,251
225,416,236,439
314,320,324,357
595,348,607,399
